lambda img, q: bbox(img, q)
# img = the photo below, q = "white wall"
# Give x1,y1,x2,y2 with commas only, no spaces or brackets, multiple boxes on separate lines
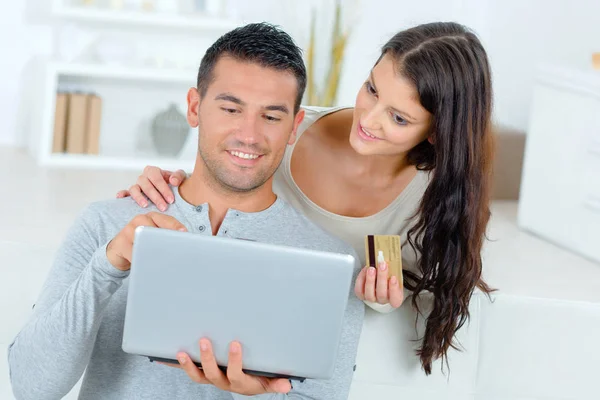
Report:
0,1,52,146
235,0,491,115
1,0,598,147
487,0,600,132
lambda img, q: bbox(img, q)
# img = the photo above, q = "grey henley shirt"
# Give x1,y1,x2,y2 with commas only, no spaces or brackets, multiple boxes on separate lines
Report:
7,186,364,400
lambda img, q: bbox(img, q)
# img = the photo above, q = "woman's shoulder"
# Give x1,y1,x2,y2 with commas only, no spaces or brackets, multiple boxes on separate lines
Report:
298,105,354,143
299,105,353,124
300,105,349,114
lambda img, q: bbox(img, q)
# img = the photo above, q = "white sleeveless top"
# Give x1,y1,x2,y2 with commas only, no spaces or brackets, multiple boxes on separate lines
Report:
272,106,431,311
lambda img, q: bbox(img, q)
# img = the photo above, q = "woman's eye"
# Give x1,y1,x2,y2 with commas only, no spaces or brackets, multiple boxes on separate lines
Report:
393,113,408,126
365,82,377,96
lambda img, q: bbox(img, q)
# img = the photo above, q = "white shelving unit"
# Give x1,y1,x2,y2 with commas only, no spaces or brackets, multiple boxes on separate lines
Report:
52,3,239,32
31,61,199,170
29,0,238,171
51,61,196,84
45,153,196,171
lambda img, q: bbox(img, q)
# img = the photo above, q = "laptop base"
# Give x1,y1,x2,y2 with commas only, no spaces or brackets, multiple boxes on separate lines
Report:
148,356,307,382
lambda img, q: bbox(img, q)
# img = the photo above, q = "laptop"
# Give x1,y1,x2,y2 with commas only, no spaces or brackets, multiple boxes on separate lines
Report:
122,226,356,381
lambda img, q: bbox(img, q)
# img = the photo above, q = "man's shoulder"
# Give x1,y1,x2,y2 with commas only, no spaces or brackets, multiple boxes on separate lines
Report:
74,197,165,237
82,197,153,220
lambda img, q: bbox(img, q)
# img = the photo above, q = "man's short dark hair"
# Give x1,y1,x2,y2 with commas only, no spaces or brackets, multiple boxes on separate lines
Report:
197,22,307,114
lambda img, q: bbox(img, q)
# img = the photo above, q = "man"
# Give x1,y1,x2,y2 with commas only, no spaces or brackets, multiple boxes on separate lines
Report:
8,23,364,400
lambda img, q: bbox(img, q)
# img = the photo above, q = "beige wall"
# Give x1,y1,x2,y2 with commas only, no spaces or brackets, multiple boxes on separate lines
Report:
492,127,526,200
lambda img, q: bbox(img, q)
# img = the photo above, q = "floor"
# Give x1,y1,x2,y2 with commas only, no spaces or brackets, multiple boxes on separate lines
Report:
1,147,599,399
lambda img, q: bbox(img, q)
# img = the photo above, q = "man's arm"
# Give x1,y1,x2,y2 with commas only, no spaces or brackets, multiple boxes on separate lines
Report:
7,204,129,400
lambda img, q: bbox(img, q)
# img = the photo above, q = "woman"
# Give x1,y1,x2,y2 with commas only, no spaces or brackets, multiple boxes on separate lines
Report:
117,21,494,375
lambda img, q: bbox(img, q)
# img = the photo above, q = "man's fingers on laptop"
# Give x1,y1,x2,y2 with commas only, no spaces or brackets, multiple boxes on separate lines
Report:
225,342,259,393
121,237,134,264
226,341,291,395
126,214,157,239
354,267,367,300
225,342,245,386
199,338,229,389
109,213,186,270
147,213,187,232
175,353,210,384
268,378,293,394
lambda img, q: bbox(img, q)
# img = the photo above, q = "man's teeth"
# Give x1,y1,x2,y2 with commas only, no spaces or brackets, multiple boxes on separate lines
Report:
231,151,259,160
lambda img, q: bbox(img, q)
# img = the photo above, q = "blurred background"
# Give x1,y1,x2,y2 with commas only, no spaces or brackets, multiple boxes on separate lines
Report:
0,0,599,399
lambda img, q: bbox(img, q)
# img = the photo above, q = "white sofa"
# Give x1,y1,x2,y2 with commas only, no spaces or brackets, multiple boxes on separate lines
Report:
2,201,599,400
1,146,599,399
348,200,600,399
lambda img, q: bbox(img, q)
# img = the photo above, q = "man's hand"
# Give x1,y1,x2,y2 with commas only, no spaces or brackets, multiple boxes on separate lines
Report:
106,212,187,271
159,338,292,395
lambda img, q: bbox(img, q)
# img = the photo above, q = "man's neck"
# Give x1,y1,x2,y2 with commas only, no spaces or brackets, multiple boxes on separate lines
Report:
178,164,277,235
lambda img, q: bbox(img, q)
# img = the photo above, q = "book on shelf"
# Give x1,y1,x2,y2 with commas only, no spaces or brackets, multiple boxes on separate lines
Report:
52,93,68,153
52,91,103,155
85,95,102,154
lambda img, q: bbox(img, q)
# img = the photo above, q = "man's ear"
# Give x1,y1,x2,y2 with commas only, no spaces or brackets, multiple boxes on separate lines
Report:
288,109,305,145
187,87,200,128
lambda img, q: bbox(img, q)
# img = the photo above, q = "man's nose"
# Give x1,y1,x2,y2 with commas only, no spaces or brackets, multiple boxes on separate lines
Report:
235,113,261,145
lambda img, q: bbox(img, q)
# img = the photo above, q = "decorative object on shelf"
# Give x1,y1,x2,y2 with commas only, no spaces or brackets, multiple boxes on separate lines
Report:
81,0,97,6
151,104,190,157
180,130,199,160
305,0,354,107
109,0,125,10
593,53,600,70
142,0,155,11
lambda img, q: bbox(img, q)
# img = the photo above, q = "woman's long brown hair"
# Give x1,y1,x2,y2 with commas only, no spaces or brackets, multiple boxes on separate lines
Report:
380,22,495,374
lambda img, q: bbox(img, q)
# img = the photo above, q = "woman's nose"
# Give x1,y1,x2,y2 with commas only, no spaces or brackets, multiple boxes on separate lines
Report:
361,107,383,131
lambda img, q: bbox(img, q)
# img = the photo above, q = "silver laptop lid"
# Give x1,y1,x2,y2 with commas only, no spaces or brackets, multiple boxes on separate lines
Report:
122,226,355,380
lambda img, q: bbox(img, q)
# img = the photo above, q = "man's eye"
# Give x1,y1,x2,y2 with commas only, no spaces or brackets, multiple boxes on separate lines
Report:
222,108,238,114
264,115,281,122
